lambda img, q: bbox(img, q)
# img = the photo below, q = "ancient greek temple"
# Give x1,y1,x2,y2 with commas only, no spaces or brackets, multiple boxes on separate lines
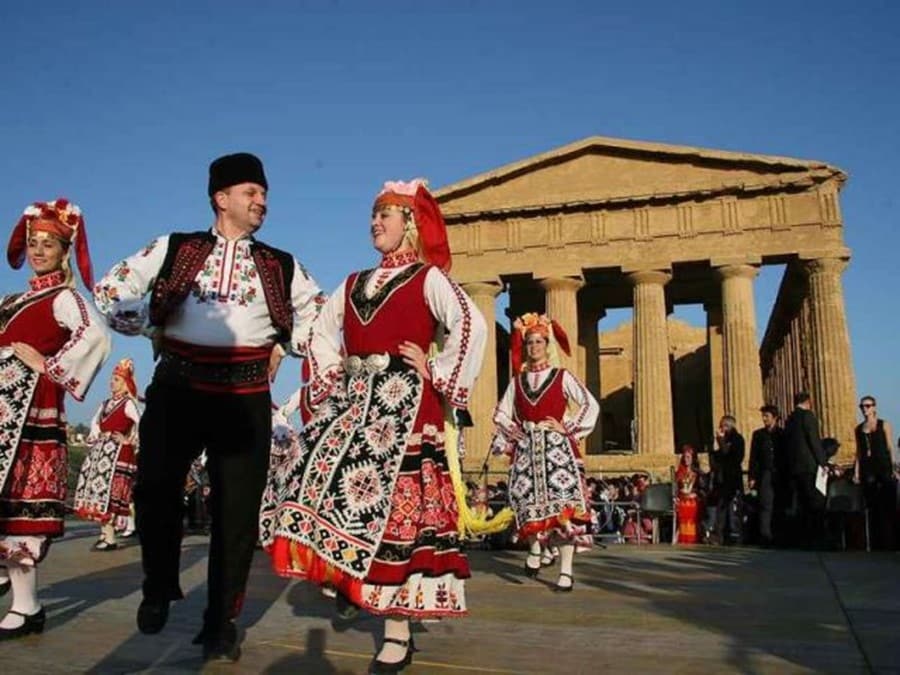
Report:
435,136,856,471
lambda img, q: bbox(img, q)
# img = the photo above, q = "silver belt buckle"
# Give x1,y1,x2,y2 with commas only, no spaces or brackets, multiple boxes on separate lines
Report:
365,353,390,374
345,355,363,376
345,353,390,376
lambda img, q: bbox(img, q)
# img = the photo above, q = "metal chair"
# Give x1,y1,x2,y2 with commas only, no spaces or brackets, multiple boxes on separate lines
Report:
825,479,870,552
639,482,675,544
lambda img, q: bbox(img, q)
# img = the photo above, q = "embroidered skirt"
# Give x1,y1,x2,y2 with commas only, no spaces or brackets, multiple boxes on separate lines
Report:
73,438,137,523
0,373,68,542
261,367,469,618
508,425,593,549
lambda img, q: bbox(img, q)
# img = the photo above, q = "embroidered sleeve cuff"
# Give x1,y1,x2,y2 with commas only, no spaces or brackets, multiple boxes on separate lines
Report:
44,356,85,401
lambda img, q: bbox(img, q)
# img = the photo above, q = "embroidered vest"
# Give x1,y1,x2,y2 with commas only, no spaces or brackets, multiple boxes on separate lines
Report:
343,263,435,354
514,368,567,423
98,397,137,437
0,289,71,355
148,231,294,343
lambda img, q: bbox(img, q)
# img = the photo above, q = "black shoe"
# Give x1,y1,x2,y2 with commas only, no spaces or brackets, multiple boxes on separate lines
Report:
524,554,541,579
369,636,416,674
553,572,574,593
0,579,10,597
335,592,360,621
0,607,45,640
202,622,240,663
136,598,170,634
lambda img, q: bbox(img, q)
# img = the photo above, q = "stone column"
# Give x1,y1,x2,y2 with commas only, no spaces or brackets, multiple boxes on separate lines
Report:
462,281,502,471
629,270,674,454
717,264,763,439
706,304,725,448
540,276,584,373
577,292,605,454
805,257,857,452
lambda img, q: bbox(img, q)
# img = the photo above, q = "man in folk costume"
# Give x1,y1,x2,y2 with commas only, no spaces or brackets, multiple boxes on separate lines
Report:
260,179,486,674
491,313,599,591
93,153,324,661
74,357,141,551
0,199,110,638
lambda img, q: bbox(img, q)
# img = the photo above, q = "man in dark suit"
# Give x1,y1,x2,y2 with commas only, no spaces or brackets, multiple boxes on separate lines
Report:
783,392,827,548
749,405,784,546
712,415,745,544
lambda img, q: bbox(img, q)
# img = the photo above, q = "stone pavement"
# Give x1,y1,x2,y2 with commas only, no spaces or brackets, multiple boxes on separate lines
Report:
1,521,898,674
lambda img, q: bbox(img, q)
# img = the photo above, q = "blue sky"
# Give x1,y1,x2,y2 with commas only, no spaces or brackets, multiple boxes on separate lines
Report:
1,0,897,431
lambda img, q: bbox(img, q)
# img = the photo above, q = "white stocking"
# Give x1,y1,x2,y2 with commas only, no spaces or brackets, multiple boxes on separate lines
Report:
0,562,40,629
557,544,575,588
377,617,411,663
526,538,541,568
101,522,117,545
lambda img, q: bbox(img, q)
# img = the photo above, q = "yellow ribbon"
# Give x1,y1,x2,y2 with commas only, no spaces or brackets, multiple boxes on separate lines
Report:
444,416,515,537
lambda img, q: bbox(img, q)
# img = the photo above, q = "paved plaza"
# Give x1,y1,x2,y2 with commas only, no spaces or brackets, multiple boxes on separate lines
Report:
1,521,898,674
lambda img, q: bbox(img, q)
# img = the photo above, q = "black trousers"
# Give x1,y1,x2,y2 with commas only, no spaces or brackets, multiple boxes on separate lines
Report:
864,478,897,550
714,489,743,543
756,471,775,543
135,381,271,629
792,473,825,548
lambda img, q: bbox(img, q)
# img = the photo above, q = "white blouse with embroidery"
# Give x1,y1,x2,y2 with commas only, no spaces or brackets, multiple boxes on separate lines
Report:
93,230,323,353
87,396,141,444
307,263,486,411
38,288,111,402
493,367,599,441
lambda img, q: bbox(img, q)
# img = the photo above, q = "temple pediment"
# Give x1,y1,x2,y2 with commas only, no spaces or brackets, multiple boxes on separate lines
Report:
435,136,845,217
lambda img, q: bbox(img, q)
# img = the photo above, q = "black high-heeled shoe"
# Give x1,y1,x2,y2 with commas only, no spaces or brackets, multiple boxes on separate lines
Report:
369,636,416,674
553,572,574,593
0,606,46,640
524,554,541,578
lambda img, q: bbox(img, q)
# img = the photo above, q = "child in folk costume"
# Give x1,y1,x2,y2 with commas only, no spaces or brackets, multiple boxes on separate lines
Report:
74,358,141,551
261,179,486,673
491,313,599,591
0,199,110,638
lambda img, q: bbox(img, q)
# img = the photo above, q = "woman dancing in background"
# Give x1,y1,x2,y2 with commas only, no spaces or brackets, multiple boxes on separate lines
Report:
492,313,599,591
74,358,141,551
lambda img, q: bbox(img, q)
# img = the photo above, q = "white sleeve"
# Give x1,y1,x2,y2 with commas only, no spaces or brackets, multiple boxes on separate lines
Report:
306,280,346,406
288,259,326,356
492,379,520,439
92,235,169,336
45,289,112,401
561,369,599,440
88,404,103,441
124,398,141,443
423,267,487,410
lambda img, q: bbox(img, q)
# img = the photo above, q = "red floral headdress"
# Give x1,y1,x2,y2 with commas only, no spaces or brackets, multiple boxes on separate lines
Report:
510,312,571,373
7,198,94,288
373,178,451,271
112,357,138,398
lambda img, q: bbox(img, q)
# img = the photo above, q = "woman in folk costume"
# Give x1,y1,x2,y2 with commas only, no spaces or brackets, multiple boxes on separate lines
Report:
73,358,141,551
674,444,703,544
491,313,599,591
0,198,110,638
261,179,486,673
